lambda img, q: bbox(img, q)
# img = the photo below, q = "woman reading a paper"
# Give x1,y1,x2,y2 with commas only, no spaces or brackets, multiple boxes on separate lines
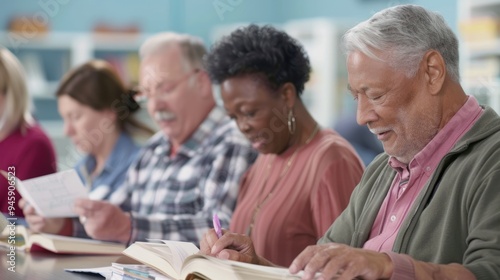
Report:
55,60,155,201
20,60,155,234
200,24,364,266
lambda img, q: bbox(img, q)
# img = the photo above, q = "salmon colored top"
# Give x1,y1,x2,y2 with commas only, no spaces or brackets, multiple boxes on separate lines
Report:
230,129,364,266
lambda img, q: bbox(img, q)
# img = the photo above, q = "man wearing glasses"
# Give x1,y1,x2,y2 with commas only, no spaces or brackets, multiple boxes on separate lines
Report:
24,33,258,245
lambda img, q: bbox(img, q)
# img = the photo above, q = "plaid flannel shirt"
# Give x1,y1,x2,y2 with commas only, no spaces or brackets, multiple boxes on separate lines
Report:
76,107,257,245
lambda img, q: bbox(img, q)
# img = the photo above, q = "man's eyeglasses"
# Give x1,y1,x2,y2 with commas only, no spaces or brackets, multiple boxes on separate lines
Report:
133,69,200,101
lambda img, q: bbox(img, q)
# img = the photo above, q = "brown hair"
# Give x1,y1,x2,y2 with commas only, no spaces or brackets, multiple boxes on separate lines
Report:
56,59,155,138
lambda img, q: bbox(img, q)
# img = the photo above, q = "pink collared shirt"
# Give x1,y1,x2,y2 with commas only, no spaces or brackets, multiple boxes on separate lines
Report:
362,96,483,279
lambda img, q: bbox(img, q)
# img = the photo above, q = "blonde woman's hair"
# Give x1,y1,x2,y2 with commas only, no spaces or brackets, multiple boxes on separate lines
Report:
0,48,34,134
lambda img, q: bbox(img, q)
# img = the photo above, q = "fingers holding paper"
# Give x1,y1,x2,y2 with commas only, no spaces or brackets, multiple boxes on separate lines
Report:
20,198,67,234
74,198,131,243
289,243,393,280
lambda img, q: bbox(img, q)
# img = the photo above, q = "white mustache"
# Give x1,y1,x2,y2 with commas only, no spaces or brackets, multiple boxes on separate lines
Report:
154,111,176,122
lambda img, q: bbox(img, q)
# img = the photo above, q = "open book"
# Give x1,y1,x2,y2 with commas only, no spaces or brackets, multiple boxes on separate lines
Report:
0,225,125,254
1,169,88,217
123,241,316,280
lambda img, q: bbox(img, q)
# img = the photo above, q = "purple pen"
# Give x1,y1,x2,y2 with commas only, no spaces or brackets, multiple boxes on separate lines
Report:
212,213,223,238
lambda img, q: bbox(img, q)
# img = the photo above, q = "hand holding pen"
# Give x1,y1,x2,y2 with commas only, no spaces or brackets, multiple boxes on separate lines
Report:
201,213,269,265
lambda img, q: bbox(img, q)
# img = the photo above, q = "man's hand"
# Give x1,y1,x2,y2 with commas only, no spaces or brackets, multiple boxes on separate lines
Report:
20,198,68,234
289,243,393,280
74,198,131,243
200,229,271,265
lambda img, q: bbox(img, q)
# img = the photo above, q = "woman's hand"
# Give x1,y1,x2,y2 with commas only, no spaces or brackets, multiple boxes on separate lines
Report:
20,198,67,234
200,229,271,265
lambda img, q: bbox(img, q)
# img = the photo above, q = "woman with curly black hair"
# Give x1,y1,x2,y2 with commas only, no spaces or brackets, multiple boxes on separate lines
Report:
201,24,364,266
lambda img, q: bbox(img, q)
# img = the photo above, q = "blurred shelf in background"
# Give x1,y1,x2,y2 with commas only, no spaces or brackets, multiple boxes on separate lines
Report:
0,32,148,98
459,0,500,113
0,31,151,170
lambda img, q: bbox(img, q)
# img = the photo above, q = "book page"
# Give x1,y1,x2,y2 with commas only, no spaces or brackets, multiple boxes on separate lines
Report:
181,254,323,280
147,243,183,275
123,241,198,278
35,232,122,244
123,242,180,278
146,239,199,273
16,169,88,217
160,240,199,273
28,232,125,254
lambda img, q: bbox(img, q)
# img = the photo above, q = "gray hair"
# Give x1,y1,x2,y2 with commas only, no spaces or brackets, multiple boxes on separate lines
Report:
342,4,460,82
139,32,207,71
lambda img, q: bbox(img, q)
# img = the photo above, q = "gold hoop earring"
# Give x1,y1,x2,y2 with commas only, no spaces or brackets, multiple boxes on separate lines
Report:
288,109,296,135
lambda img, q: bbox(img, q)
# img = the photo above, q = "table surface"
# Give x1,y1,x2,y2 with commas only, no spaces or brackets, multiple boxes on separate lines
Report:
0,247,128,280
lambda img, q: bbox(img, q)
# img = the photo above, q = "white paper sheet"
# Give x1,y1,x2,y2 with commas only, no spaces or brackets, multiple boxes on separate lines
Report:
16,169,88,217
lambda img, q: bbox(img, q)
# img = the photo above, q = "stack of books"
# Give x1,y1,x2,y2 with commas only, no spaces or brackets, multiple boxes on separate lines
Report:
110,263,170,280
